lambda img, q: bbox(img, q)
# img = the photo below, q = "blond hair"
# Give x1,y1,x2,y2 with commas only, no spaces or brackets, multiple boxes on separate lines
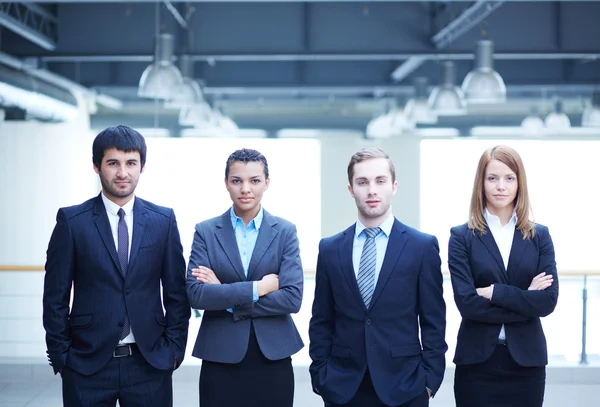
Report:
347,148,396,185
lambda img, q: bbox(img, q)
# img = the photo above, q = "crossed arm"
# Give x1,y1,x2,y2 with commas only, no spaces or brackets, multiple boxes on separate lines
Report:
187,223,303,319
448,226,558,324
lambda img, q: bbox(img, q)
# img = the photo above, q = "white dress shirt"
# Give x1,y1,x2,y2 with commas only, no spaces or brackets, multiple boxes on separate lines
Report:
101,192,136,344
485,208,517,342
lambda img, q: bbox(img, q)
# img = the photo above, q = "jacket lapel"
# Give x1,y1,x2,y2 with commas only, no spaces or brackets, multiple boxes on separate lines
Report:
477,229,508,282
215,211,246,281
506,228,528,278
247,211,277,280
370,219,407,309
338,224,367,312
92,195,121,275
127,197,146,272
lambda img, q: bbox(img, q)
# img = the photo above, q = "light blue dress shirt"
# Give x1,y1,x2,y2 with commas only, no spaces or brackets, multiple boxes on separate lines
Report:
230,206,261,303
352,214,394,282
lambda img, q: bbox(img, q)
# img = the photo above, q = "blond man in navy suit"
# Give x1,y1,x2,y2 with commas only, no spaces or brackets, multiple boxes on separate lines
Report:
309,148,447,407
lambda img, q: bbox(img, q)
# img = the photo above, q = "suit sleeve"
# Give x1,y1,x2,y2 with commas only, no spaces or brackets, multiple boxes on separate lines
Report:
232,225,303,320
308,240,335,395
490,226,559,318
161,209,191,366
186,223,254,310
42,209,73,374
417,236,447,395
448,226,531,324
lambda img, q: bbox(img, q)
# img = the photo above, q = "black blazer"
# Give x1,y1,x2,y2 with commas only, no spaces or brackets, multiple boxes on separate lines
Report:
309,219,447,406
448,222,558,367
43,194,190,375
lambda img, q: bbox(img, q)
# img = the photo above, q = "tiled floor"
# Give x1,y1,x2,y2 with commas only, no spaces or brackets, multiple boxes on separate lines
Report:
1,364,599,407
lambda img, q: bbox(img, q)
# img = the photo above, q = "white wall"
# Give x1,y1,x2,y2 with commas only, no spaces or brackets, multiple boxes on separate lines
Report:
0,119,97,358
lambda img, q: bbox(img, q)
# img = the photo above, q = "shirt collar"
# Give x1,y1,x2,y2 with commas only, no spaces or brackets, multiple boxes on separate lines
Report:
484,207,517,228
101,192,135,216
355,213,394,238
230,205,263,230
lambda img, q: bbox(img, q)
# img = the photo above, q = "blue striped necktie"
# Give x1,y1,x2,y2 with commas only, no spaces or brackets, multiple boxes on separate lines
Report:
117,208,130,340
357,227,381,308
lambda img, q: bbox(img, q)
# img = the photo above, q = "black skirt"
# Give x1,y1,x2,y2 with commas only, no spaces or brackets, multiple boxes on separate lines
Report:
454,344,545,407
199,325,294,407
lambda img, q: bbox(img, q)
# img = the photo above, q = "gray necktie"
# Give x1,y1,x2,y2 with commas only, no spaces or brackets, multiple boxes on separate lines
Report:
357,227,381,308
117,208,130,340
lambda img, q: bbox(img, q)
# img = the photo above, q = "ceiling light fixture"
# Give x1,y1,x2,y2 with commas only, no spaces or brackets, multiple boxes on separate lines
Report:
581,91,600,128
178,102,214,127
405,77,438,125
461,40,506,104
164,54,204,108
545,98,571,131
428,61,466,116
520,106,545,135
138,33,184,99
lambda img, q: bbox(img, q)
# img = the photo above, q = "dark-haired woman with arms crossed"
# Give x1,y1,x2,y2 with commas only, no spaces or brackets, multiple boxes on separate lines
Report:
186,148,304,407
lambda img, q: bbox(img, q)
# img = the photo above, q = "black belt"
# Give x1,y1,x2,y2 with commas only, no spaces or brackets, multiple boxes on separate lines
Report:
113,343,138,358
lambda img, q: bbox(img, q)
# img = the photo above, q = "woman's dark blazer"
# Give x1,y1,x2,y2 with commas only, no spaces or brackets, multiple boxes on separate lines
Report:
448,222,558,367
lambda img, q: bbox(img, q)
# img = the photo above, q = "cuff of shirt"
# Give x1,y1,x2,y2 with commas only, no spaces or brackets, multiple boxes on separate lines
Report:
253,281,259,302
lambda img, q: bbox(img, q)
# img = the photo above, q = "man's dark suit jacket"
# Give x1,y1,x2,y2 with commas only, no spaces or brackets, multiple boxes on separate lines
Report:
43,194,190,375
309,219,447,406
448,223,558,367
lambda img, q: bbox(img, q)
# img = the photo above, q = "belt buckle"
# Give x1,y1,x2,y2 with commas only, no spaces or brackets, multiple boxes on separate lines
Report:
113,344,132,358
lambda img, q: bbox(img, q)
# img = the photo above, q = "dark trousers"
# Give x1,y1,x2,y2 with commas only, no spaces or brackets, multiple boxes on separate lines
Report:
454,344,545,407
199,326,294,407
324,370,429,407
61,344,173,407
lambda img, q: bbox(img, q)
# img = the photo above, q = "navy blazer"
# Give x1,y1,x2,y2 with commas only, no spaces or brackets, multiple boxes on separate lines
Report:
186,209,304,363
309,219,447,406
43,194,190,375
448,222,559,367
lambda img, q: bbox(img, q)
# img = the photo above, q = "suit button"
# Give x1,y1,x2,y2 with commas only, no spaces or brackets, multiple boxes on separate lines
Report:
365,319,371,325
125,289,131,295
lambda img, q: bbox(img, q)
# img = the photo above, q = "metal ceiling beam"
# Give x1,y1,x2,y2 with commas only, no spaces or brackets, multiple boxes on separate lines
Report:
433,0,505,48
97,84,598,100
27,0,579,3
0,2,57,51
391,0,504,82
163,0,188,29
37,52,600,63
390,56,429,82
0,52,122,110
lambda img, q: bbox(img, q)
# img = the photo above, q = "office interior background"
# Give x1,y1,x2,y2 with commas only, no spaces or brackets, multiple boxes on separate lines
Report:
1,1,599,406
